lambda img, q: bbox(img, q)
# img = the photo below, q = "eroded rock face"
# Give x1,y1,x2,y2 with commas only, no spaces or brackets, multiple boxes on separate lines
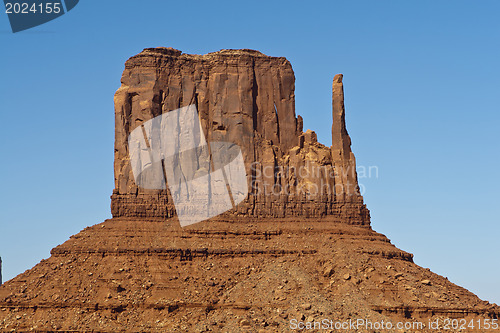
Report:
111,48,369,224
1,48,498,332
331,74,358,193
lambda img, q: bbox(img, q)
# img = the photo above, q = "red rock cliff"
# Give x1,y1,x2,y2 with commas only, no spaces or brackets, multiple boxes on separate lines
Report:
111,48,369,224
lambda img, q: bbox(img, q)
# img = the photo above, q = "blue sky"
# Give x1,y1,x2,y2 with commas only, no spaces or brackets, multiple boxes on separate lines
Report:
1,1,499,304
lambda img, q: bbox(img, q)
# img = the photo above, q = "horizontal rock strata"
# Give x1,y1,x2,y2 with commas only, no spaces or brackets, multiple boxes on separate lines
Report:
0,218,497,332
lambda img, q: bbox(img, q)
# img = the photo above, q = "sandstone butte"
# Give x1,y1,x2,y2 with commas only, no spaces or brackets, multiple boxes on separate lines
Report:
0,48,498,332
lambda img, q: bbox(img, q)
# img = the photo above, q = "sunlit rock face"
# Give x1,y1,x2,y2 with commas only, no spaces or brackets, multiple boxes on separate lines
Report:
112,48,369,224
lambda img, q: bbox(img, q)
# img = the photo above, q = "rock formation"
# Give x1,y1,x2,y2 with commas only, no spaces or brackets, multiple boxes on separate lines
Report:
0,48,498,332
111,48,369,224
331,74,358,193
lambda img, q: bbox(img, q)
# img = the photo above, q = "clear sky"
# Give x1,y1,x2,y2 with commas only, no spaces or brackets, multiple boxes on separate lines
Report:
1,0,499,304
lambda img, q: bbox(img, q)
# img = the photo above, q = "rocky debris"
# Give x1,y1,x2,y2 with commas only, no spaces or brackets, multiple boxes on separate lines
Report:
111,48,369,224
0,218,498,332
239,318,251,327
300,303,312,310
323,264,335,277
421,279,432,286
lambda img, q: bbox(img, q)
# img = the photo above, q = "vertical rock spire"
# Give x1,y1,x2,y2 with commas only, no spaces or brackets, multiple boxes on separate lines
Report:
331,74,352,157
331,74,358,195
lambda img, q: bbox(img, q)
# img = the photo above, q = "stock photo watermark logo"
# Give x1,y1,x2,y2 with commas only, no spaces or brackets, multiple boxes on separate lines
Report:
3,0,79,33
128,105,248,227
